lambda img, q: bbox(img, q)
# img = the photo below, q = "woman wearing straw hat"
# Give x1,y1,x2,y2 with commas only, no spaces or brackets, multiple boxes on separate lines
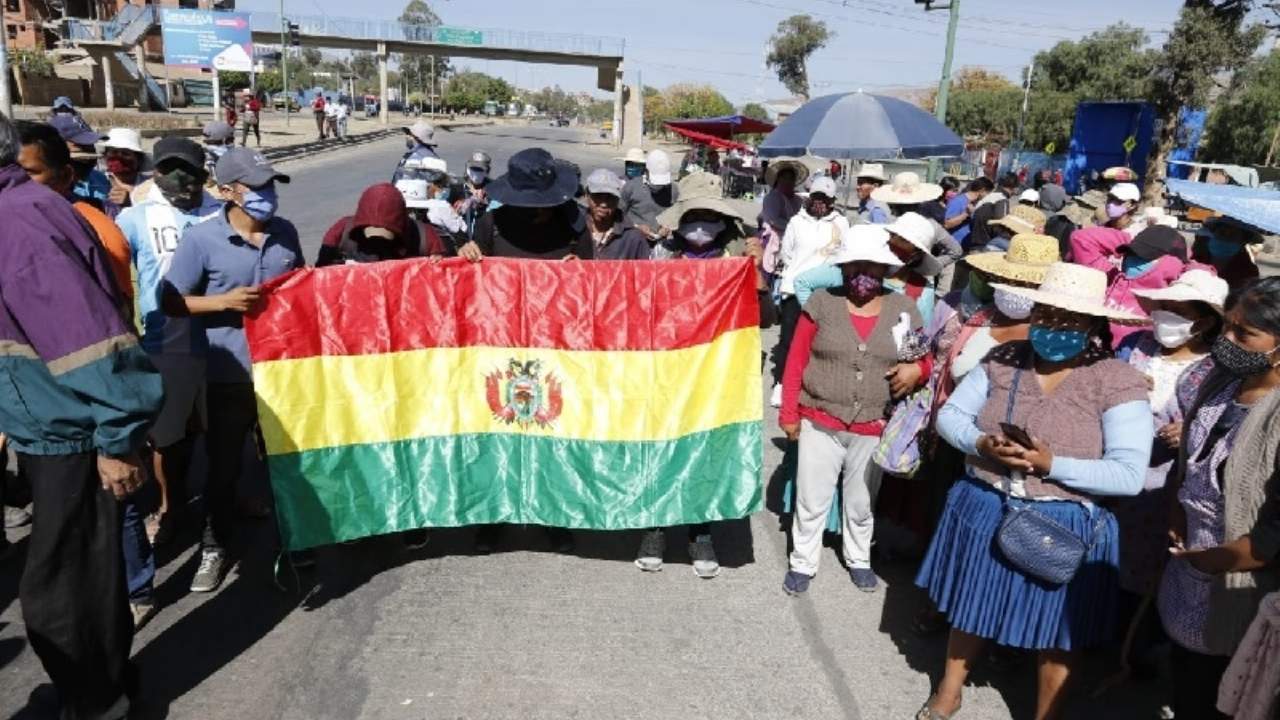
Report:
915,262,1153,720
873,172,963,293
884,234,1059,609
779,225,929,595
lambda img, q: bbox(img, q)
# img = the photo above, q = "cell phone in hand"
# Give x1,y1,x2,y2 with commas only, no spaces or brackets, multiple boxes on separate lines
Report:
998,422,1035,449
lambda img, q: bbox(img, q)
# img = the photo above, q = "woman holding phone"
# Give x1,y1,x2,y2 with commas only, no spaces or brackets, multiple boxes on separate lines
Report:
914,262,1154,720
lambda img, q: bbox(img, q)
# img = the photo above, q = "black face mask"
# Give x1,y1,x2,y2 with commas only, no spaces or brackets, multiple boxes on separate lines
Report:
1211,336,1279,377
155,167,206,210
71,159,95,180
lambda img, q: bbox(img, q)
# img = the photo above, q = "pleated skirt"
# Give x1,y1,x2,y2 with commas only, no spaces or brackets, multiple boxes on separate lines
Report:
915,476,1121,651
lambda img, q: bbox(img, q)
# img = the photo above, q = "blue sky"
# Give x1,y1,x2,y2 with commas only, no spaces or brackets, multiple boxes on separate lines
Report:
236,0,1187,104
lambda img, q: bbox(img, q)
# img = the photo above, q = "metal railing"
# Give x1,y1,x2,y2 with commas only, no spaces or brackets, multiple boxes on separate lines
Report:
250,12,624,57
61,3,154,43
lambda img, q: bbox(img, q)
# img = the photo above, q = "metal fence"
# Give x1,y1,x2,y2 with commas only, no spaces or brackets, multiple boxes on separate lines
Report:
249,12,624,57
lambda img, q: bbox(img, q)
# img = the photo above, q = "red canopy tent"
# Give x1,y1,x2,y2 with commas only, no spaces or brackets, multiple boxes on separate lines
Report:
663,115,777,138
663,124,752,152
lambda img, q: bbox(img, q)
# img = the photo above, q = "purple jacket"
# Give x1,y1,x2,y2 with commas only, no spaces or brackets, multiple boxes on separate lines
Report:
0,164,162,455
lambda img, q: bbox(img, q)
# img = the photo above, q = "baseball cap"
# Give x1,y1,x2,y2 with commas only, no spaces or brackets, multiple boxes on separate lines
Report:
809,176,838,199
103,127,143,154
51,96,76,112
1018,188,1040,204
585,168,623,197
624,148,645,164
49,114,104,147
215,147,291,188
1109,182,1141,203
467,151,491,172
152,136,206,171
403,120,436,146
645,150,672,186
202,121,235,142
1124,225,1188,263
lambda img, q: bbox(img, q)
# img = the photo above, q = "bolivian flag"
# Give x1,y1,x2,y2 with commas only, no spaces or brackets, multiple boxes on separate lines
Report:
246,257,763,550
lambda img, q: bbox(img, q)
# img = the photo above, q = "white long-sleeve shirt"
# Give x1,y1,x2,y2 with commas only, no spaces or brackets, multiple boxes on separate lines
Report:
777,208,849,297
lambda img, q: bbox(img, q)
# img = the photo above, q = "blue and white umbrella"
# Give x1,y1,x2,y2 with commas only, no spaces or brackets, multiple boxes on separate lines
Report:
1165,179,1280,235
759,91,964,160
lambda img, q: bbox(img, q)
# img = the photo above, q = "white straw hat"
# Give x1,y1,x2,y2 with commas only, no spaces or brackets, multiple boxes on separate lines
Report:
829,225,902,268
991,262,1149,323
624,147,646,164
885,212,942,277
103,127,143,154
764,157,810,187
871,171,943,205
855,162,886,182
1131,268,1230,314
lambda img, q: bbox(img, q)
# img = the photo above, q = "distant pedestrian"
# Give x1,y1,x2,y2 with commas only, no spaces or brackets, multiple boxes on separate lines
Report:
943,176,993,250
162,148,305,593
240,89,262,147
454,150,495,239
201,120,235,177
0,112,164,720
618,149,678,241
312,94,327,139
324,96,339,138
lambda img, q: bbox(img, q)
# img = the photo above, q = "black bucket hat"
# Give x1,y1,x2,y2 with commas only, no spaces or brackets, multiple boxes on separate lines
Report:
486,148,579,208
1124,225,1187,263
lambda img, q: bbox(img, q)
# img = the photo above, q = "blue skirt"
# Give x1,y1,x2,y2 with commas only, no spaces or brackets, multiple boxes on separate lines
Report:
915,477,1120,651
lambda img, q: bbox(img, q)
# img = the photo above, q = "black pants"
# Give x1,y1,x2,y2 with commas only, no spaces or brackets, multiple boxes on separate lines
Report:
1170,642,1231,720
18,451,133,720
203,382,259,553
240,119,260,146
773,296,802,384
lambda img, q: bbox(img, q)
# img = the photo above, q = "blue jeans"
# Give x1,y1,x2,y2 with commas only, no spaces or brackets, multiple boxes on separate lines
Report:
122,494,154,602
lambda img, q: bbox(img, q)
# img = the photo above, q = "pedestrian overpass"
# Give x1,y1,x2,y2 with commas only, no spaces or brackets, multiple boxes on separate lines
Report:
63,9,635,144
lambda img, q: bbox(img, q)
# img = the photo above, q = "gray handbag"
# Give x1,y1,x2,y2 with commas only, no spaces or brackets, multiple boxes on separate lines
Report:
994,368,1103,586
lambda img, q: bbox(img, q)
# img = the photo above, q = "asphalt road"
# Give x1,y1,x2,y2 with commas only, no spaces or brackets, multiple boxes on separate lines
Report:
0,126,1167,720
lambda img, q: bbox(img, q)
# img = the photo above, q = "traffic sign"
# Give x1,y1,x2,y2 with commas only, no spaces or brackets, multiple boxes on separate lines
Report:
1044,141,1056,155
434,26,483,46
161,9,253,71
1122,135,1138,154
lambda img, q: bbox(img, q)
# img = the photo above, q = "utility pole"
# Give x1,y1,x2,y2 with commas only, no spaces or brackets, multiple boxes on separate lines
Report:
280,2,290,126
916,0,961,124
429,55,435,116
1016,58,1035,149
0,0,12,118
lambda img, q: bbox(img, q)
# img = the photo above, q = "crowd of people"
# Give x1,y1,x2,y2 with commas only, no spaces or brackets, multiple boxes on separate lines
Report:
1,97,1277,720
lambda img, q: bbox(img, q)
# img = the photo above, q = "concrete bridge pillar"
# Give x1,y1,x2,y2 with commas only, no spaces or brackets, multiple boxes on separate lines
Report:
612,67,624,147
378,42,389,126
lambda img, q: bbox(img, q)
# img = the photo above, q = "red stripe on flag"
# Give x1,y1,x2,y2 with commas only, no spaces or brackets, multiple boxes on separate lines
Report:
246,257,760,362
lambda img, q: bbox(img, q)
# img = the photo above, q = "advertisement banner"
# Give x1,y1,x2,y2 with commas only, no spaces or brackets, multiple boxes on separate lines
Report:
160,9,253,71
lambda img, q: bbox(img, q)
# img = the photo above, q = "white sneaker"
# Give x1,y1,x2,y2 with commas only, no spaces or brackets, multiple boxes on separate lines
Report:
769,383,783,408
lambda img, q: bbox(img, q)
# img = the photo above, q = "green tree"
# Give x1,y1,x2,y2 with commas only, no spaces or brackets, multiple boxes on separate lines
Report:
301,48,323,67
644,84,733,133
443,71,512,113
398,0,451,109
1144,1,1266,201
765,15,833,100
1030,24,1157,101
1202,49,1280,165
526,85,578,117
585,99,614,124
740,102,770,121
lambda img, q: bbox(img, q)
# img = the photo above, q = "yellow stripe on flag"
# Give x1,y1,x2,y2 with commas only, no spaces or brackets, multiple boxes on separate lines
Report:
253,327,761,453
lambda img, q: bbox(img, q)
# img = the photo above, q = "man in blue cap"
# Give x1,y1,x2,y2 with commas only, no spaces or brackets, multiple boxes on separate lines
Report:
48,113,110,207
162,147,305,593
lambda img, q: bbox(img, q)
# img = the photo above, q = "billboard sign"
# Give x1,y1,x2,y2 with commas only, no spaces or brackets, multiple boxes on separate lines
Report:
161,9,254,72
434,26,483,46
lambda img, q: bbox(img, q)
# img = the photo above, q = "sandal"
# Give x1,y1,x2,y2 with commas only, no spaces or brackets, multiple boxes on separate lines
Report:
915,696,960,720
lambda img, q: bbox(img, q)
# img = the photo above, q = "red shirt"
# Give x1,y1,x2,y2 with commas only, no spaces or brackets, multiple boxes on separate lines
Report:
780,311,931,435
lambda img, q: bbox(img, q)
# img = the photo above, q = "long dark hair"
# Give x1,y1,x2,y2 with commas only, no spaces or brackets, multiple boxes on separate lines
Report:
1225,277,1280,338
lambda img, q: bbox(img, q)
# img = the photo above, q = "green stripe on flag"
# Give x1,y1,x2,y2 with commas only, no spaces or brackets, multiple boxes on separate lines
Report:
267,422,763,550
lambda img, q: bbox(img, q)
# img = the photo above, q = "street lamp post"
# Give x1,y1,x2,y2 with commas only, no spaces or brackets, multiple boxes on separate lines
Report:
280,1,290,126
918,0,960,181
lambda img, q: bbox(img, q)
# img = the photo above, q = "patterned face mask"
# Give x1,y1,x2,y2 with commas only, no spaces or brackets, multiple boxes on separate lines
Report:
1028,324,1088,362
845,273,882,303
1211,335,1279,377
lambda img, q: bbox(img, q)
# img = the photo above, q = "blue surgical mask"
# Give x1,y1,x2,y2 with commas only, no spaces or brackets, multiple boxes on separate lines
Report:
1122,254,1155,279
240,184,278,222
1207,236,1242,260
1028,324,1089,362
624,163,644,179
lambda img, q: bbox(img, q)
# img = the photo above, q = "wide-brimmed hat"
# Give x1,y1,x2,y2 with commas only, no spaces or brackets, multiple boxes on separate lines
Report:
657,171,744,228
1061,201,1098,227
765,157,809,187
585,168,623,198
103,127,144,154
1103,166,1138,182
202,121,235,143
1132,268,1229,314
829,225,902,267
1038,184,1068,213
1074,189,1108,209
991,262,1148,323
872,171,942,205
885,212,942,277
855,162,886,183
964,233,1059,284
403,120,436,146
486,148,579,208
988,204,1046,235
623,147,646,164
